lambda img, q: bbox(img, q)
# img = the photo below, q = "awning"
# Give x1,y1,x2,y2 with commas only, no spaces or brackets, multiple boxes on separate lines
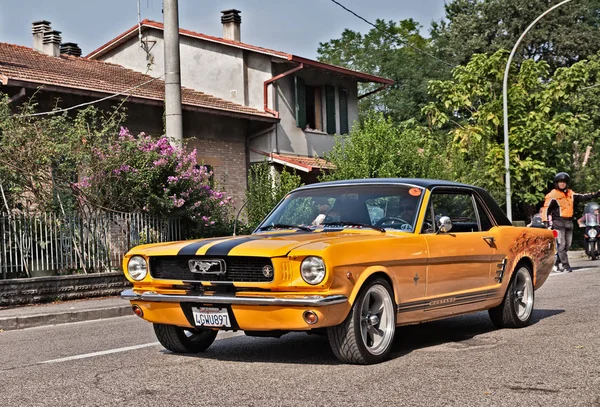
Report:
251,148,335,173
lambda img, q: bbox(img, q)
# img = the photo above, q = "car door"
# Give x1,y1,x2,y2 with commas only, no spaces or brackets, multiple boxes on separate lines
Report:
422,190,497,301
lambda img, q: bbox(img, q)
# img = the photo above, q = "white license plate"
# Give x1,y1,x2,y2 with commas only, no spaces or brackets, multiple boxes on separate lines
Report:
192,307,231,328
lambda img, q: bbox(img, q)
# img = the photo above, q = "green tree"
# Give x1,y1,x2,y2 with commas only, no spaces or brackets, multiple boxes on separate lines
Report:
320,113,447,182
244,161,303,230
431,0,600,71
0,99,126,212
423,50,594,216
318,19,451,123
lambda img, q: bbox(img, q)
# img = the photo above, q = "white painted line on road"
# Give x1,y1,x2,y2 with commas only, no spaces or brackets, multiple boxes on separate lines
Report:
38,331,245,364
40,342,160,364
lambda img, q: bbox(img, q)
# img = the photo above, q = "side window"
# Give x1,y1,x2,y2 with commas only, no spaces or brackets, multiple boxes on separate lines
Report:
430,192,480,233
475,197,493,231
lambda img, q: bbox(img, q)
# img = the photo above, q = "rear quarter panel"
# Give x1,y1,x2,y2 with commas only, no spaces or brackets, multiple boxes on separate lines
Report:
494,226,555,291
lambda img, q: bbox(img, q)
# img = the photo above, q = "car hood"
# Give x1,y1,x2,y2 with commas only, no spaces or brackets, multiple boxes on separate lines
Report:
128,229,402,258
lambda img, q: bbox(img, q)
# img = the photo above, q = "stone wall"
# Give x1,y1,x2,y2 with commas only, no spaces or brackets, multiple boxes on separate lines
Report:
0,272,132,307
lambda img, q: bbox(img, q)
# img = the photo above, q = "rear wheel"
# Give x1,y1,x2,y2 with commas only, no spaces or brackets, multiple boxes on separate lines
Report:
153,323,218,353
327,278,396,364
489,265,534,328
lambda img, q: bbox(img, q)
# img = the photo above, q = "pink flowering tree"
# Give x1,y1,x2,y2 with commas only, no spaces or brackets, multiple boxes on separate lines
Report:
73,127,234,236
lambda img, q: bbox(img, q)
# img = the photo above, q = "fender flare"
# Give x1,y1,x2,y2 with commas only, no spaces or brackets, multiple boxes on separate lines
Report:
346,266,399,305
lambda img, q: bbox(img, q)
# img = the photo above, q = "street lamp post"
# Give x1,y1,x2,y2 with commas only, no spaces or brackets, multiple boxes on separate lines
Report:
502,0,573,221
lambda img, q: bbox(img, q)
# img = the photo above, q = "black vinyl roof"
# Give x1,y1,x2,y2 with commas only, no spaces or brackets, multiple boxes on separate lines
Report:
295,178,472,190
293,178,512,226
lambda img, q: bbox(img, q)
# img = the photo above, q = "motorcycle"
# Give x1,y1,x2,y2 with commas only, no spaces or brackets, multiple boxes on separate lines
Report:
579,202,600,260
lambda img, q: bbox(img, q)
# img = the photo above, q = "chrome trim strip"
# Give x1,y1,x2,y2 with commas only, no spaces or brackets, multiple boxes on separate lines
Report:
121,289,348,306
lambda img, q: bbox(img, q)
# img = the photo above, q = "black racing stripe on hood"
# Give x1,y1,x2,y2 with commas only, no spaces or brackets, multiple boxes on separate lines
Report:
204,231,307,256
204,236,258,256
177,237,228,255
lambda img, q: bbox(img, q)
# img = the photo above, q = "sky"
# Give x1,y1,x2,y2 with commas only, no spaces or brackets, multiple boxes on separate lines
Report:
0,0,447,58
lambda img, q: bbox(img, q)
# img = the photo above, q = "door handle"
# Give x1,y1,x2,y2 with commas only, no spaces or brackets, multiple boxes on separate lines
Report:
483,236,495,246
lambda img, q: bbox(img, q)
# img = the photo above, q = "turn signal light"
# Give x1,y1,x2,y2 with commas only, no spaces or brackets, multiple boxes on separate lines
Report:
303,310,318,325
552,230,559,238
132,305,144,318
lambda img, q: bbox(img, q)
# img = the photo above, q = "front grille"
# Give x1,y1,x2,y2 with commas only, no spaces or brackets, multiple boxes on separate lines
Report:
149,256,274,282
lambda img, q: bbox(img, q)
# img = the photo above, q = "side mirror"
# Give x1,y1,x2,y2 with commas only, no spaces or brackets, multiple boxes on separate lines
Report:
437,216,452,233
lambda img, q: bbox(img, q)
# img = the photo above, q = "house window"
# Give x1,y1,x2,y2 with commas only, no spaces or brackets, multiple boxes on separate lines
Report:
305,85,323,131
295,76,337,135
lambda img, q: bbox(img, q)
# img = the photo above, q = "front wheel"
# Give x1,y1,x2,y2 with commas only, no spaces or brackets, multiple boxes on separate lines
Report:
489,265,534,328
327,278,396,364
153,323,218,353
591,242,598,261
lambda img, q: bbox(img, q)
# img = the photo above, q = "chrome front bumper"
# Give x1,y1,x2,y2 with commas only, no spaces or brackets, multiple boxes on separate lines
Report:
121,289,348,307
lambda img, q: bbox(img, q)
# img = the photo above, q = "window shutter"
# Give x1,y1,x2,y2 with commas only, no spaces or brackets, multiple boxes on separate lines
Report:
325,85,336,134
295,76,306,129
339,89,349,134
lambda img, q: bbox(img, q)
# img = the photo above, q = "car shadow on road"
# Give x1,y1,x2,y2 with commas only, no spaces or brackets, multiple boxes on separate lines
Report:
390,308,564,358
170,308,564,365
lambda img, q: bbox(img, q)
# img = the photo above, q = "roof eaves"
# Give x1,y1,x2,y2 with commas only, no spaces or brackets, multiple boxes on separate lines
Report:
289,55,394,85
2,76,278,122
86,20,291,60
86,25,140,59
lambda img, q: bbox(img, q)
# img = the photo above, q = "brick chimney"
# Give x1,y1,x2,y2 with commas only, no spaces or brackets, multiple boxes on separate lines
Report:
32,20,51,52
42,30,62,57
221,9,241,42
60,42,82,57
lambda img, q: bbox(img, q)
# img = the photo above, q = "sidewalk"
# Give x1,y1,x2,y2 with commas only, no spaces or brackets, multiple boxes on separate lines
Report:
0,296,132,331
0,251,595,332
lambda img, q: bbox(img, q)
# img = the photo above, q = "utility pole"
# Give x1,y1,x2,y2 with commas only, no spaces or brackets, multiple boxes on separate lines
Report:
163,0,183,146
502,0,573,221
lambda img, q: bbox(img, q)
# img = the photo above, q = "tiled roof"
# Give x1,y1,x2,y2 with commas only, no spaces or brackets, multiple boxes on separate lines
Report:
251,148,335,172
0,42,276,121
86,20,393,85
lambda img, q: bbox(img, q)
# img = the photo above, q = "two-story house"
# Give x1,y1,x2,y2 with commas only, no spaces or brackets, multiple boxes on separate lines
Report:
86,9,393,185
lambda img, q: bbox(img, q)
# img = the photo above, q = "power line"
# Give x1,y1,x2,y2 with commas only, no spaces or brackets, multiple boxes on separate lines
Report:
17,74,165,118
329,0,455,68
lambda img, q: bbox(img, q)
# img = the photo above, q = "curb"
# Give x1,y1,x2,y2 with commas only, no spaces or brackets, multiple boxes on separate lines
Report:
0,305,133,331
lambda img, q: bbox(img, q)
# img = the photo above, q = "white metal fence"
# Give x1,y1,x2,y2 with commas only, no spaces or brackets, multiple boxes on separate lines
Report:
0,212,180,279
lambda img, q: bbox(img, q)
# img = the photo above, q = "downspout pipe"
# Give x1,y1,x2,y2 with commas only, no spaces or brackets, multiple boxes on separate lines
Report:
263,63,304,118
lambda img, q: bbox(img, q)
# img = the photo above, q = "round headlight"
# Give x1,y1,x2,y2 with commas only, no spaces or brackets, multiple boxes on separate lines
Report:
300,256,326,285
589,228,598,238
128,256,148,281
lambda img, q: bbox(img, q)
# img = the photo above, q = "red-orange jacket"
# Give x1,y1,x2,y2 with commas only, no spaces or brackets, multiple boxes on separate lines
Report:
541,188,599,222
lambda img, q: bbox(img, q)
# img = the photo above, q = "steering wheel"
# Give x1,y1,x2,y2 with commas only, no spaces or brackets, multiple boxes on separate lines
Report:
375,216,409,227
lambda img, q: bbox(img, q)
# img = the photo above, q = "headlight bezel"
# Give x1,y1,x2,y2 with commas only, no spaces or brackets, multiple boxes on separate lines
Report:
300,256,326,285
589,228,598,238
127,255,148,281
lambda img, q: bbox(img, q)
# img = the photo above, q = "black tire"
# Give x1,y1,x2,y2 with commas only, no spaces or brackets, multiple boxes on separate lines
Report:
327,278,396,364
591,242,597,261
489,264,534,328
153,323,218,353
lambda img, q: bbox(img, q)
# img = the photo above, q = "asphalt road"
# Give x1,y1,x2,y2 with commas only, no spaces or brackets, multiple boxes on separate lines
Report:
1,262,599,406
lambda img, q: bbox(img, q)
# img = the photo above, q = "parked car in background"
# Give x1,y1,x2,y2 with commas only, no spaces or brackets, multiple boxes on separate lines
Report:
121,179,556,364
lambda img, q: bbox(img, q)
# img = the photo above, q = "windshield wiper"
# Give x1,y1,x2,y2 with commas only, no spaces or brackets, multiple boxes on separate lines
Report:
319,221,386,233
258,223,313,232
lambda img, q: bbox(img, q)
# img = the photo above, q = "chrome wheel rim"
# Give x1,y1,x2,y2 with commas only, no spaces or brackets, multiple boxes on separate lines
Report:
513,267,534,321
359,284,395,355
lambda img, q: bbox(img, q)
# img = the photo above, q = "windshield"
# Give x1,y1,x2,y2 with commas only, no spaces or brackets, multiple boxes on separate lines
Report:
583,202,600,226
257,184,423,233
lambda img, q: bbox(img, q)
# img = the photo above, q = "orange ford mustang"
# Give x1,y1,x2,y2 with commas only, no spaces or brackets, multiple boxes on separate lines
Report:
121,179,555,364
